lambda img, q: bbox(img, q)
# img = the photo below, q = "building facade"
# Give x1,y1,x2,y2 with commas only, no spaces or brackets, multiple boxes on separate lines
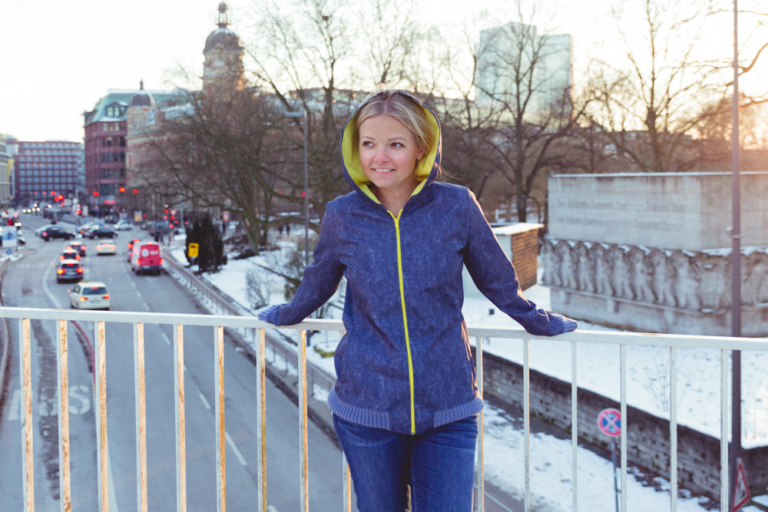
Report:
83,84,180,216
0,134,11,208
12,139,82,205
476,22,572,120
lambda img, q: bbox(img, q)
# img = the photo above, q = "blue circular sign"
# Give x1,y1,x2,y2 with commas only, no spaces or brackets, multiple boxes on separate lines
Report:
597,408,622,437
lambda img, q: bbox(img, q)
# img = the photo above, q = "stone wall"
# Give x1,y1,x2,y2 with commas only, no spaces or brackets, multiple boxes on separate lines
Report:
541,238,768,336
548,172,768,251
473,347,768,499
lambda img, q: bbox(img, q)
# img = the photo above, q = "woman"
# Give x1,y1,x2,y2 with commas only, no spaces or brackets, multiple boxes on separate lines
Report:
258,90,578,511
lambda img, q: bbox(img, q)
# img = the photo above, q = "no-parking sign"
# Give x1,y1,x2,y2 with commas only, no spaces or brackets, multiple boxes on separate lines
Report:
597,408,622,437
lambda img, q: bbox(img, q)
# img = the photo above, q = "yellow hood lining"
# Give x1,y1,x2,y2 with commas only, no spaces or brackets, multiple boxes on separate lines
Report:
342,105,439,204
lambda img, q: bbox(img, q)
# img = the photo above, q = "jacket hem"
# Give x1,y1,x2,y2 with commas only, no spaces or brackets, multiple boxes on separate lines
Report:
433,397,485,429
328,388,391,431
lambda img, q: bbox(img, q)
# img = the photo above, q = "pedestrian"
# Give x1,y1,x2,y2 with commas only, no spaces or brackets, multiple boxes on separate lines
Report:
285,223,290,236
258,90,578,511
278,224,284,236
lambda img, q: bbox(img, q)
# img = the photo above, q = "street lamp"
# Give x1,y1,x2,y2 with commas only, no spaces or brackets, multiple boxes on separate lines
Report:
285,108,309,267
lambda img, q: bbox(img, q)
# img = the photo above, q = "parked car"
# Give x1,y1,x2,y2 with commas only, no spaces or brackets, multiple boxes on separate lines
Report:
65,242,87,257
56,259,84,283
115,220,133,231
89,227,118,239
148,220,171,238
131,242,163,275
69,281,110,310
96,241,117,255
41,226,75,241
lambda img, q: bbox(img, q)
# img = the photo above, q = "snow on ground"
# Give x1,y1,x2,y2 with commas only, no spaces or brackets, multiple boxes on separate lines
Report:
482,404,715,512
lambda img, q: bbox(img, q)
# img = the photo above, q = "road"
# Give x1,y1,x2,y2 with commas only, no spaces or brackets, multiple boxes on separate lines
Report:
0,214,355,511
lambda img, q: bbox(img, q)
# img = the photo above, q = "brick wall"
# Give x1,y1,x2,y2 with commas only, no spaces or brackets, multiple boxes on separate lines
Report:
511,228,540,290
473,347,768,499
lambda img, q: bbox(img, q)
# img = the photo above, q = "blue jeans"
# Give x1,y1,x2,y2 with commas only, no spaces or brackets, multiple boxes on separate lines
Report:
333,414,478,512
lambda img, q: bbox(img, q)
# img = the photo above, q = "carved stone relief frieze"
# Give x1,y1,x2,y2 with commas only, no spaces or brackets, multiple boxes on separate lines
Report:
541,237,768,311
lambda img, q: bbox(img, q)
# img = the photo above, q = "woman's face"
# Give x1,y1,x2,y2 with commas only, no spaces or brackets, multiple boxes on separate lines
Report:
358,114,422,195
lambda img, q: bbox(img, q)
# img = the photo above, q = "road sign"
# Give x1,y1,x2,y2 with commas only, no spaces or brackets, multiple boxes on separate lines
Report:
3,228,18,248
732,458,751,511
6,249,12,255
188,243,199,258
598,408,622,437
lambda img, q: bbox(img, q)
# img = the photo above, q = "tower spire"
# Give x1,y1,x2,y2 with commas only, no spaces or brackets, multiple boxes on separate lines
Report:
217,3,229,28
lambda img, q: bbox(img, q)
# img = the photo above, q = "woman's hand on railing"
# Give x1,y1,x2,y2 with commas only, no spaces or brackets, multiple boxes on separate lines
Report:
257,305,281,325
562,317,579,333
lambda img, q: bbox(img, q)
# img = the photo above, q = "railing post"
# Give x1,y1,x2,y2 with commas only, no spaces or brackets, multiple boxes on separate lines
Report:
94,321,109,512
56,319,72,512
257,329,267,511
475,336,484,512
523,338,530,512
342,453,352,512
214,326,227,512
134,323,148,512
19,318,34,512
720,349,729,512
298,329,309,512
174,324,187,512
670,346,678,512
571,340,578,512
620,344,627,512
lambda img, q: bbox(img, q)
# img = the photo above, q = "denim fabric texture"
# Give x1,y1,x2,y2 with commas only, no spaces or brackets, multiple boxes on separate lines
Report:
260,91,571,435
333,413,478,512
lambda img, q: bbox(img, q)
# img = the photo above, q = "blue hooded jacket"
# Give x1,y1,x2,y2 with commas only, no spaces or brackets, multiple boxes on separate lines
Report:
261,91,570,435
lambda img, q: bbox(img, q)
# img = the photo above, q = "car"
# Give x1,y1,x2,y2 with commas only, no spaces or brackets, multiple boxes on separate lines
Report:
65,241,87,257
56,259,84,283
96,241,117,255
148,220,171,237
59,248,81,262
68,281,110,310
77,222,100,236
41,226,75,241
131,242,163,275
89,227,118,239
127,238,141,262
115,220,133,231
35,224,57,237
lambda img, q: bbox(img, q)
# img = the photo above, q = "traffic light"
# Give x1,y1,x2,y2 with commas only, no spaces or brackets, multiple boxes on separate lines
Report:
119,187,125,194
93,191,99,197
133,189,138,194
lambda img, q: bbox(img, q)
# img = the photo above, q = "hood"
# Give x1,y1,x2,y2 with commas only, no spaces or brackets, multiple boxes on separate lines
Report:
340,91,442,206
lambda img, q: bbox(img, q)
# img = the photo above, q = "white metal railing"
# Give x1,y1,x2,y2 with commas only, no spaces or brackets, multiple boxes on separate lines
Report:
163,252,338,395
3,306,768,512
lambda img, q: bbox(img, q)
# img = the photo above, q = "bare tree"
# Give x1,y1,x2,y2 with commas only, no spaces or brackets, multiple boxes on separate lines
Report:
472,4,585,222
132,86,300,254
584,0,735,173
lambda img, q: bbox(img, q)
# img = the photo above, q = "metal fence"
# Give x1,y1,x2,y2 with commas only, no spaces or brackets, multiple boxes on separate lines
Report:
4,305,768,512
163,252,337,395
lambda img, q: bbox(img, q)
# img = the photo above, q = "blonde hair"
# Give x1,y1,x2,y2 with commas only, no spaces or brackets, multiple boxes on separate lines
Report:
354,90,435,155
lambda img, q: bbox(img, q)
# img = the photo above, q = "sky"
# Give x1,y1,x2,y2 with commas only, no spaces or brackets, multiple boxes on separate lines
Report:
1,0,765,143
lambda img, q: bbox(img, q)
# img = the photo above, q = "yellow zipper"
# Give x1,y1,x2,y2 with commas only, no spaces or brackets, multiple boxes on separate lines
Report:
388,210,416,434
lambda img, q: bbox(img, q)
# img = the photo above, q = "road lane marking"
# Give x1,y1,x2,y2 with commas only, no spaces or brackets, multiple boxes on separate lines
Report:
198,393,211,410
268,507,278,512
8,389,19,420
142,301,150,311
162,333,171,346
225,432,248,466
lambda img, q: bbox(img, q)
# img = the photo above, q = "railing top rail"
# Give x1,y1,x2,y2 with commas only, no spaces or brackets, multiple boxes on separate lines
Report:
2,306,767,351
